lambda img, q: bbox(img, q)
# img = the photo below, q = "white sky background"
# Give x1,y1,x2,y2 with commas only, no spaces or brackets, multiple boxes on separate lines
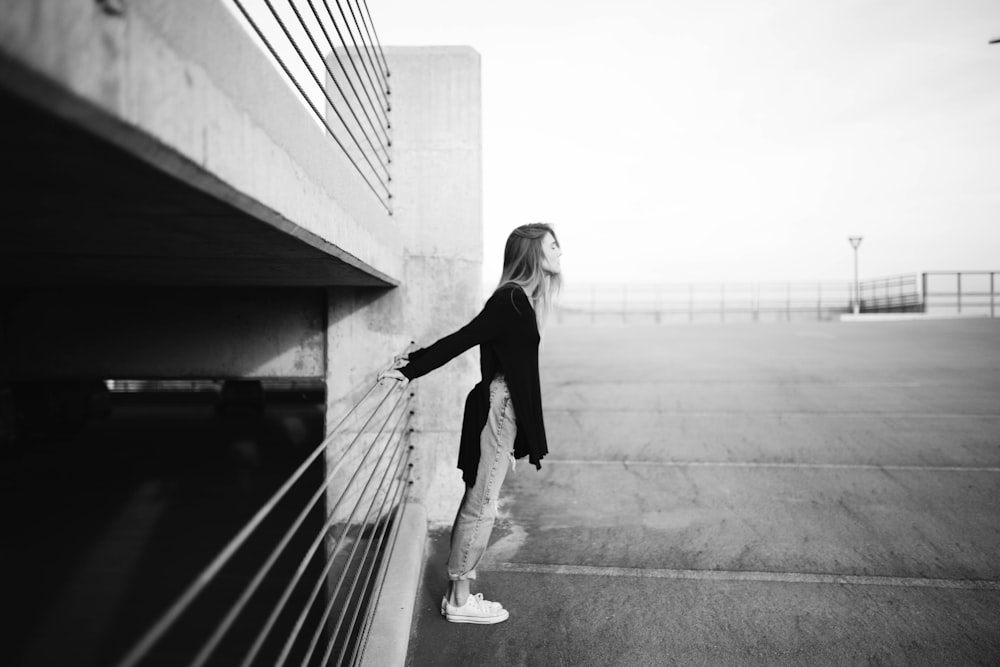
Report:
368,0,999,287
226,0,1000,287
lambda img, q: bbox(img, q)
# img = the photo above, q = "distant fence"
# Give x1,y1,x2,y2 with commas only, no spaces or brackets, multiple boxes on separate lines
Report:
553,273,936,324
923,271,998,318
555,280,857,324
859,273,922,313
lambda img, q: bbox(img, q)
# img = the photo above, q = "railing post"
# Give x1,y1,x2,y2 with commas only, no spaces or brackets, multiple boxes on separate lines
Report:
957,272,962,315
590,283,596,324
689,284,694,324
992,272,996,319
921,273,928,313
753,283,760,323
720,283,725,323
817,282,822,321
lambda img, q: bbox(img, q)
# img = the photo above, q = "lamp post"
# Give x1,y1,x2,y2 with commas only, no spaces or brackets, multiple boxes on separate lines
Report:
848,236,863,314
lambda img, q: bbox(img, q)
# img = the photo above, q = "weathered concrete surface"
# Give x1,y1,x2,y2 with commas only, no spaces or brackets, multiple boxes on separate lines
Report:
324,48,481,538
0,0,399,285
384,47,484,525
406,319,1000,666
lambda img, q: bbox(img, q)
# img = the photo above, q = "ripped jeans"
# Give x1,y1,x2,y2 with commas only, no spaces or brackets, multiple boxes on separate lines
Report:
447,374,517,581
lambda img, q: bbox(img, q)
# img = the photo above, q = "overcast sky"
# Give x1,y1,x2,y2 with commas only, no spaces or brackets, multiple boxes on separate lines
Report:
369,0,999,286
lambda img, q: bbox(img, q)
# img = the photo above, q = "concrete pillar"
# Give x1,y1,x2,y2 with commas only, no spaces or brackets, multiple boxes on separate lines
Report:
323,47,482,528
392,47,483,526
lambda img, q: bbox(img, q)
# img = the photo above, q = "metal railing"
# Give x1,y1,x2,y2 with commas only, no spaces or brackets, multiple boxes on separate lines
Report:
113,353,415,667
554,281,858,324
858,273,922,313
228,0,393,214
553,274,933,324
923,271,999,318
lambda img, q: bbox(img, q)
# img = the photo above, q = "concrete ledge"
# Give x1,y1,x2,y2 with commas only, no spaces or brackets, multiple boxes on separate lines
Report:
358,501,428,667
839,313,991,322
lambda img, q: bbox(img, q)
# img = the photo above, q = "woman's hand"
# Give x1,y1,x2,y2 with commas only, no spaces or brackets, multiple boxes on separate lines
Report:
378,369,410,387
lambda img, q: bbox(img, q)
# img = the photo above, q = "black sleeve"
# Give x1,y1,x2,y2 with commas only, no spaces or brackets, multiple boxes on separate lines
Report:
400,292,510,380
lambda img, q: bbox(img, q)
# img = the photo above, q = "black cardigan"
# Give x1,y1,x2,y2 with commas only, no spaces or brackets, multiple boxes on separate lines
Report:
399,285,548,486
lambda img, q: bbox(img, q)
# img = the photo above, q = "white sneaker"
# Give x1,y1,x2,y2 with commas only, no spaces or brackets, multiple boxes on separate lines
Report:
441,594,504,616
443,593,509,624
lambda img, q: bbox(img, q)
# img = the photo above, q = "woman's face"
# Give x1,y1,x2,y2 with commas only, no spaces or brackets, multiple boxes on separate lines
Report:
539,232,562,274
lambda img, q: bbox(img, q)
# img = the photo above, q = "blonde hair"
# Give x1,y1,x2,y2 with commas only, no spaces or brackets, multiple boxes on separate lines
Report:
495,223,562,330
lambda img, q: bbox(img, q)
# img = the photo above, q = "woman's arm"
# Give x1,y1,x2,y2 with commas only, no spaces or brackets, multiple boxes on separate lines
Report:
399,292,510,380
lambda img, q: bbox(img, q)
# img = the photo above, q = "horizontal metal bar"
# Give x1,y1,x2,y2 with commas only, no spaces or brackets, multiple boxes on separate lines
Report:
925,292,998,298
923,271,999,276
332,454,412,665
319,441,412,665
182,386,408,667
292,405,412,666
112,379,386,667
347,474,409,666
115,343,414,666
226,389,411,667
274,394,412,666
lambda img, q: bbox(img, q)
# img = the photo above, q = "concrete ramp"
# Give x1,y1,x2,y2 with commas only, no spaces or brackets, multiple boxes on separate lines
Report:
407,320,1000,665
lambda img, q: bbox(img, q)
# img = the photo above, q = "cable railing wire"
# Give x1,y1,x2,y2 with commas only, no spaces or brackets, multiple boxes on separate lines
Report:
341,472,411,666
324,448,411,666
300,0,393,149
187,388,410,667
342,0,390,103
233,393,407,667
358,0,391,94
287,0,392,159
273,391,412,666
254,0,391,184
318,0,391,128
233,0,390,202
113,348,416,667
346,468,408,665
285,0,393,168
342,0,389,97
112,379,380,667
332,0,390,115
229,0,393,212
351,0,391,100
300,410,413,665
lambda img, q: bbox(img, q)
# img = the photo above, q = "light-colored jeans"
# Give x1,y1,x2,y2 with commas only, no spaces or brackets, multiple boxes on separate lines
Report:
447,374,517,581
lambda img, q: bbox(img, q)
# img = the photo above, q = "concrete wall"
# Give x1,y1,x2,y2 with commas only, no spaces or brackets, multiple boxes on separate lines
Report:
324,47,483,527
394,47,485,525
0,0,413,381
0,0,400,283
0,2,485,525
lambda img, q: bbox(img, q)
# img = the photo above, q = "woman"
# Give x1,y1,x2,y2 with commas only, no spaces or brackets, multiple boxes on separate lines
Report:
378,222,562,624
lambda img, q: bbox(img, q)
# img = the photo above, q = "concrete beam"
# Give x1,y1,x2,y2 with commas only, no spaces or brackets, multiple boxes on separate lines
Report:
0,0,401,286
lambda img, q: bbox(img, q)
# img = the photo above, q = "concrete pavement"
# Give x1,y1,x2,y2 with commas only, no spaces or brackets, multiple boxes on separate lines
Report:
405,319,1000,666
